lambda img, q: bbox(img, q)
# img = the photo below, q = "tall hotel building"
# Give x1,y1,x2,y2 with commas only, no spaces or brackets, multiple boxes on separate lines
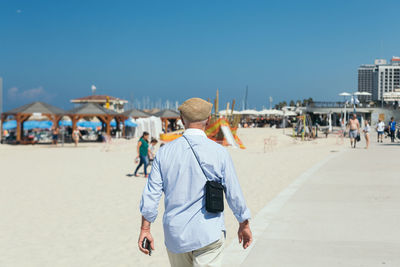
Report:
358,57,400,102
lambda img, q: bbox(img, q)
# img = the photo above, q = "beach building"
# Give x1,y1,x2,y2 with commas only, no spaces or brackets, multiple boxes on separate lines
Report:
70,95,128,113
1,101,65,143
153,109,180,132
67,103,127,137
123,109,149,119
358,57,400,103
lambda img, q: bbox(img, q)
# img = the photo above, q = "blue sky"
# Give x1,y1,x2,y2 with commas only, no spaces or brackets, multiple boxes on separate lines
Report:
1,0,400,110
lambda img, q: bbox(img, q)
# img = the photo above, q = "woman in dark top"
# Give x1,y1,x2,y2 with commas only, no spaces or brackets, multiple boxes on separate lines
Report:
134,131,151,177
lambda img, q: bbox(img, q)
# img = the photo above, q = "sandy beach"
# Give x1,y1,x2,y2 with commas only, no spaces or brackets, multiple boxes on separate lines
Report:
0,128,345,266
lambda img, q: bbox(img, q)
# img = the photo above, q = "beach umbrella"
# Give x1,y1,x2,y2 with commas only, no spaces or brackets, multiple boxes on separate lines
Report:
59,120,72,127
3,120,17,130
3,120,54,130
339,92,351,96
77,121,101,129
124,119,138,127
23,120,53,130
38,121,53,129
23,120,41,130
354,92,371,96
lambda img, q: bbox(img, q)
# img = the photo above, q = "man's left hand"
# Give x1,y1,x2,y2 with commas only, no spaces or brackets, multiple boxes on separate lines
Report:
238,220,252,249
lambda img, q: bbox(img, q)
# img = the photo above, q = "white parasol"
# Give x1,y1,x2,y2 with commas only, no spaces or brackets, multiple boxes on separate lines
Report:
339,92,351,96
354,92,372,96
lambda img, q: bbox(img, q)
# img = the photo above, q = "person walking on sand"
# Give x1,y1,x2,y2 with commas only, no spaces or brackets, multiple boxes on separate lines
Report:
376,119,385,143
149,138,158,161
347,113,360,148
138,98,252,267
52,126,59,145
363,120,371,149
389,117,396,143
147,138,158,173
72,128,82,147
134,131,151,178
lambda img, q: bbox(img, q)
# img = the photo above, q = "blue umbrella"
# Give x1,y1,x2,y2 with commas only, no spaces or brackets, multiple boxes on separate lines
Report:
23,120,53,130
59,120,72,127
3,120,17,130
77,121,102,129
38,121,53,129
110,119,128,128
125,119,137,127
3,120,54,130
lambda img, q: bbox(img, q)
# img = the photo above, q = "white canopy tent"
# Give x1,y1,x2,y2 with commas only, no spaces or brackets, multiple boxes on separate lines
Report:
219,110,241,116
239,109,261,115
284,110,297,116
259,109,284,116
134,116,163,139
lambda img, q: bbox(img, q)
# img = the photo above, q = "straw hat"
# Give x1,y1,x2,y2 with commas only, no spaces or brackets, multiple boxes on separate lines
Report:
178,98,213,123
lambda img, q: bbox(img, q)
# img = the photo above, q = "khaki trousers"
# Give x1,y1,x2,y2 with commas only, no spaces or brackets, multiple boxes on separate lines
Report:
167,234,225,267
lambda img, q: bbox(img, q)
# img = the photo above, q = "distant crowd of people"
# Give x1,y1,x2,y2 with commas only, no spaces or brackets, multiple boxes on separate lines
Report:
346,114,398,149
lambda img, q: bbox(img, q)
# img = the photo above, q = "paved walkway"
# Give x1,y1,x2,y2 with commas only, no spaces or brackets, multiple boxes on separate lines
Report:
224,140,400,267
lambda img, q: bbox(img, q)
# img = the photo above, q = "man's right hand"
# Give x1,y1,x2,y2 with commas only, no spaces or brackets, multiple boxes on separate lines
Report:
238,220,252,249
138,228,155,255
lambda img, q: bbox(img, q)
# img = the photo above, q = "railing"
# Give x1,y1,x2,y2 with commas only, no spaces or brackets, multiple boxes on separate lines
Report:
307,102,345,108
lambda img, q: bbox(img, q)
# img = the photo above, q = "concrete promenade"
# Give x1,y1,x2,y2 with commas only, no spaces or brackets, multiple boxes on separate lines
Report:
225,140,400,267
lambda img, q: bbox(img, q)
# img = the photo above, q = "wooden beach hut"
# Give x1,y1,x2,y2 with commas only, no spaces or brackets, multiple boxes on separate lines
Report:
1,101,65,143
153,109,180,132
123,109,149,119
66,103,127,137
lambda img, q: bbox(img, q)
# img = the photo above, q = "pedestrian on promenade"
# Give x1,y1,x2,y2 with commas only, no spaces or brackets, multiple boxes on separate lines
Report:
72,128,81,147
363,120,371,149
340,118,347,137
347,113,360,148
376,119,385,143
389,117,396,143
134,131,151,177
52,126,59,145
138,98,252,267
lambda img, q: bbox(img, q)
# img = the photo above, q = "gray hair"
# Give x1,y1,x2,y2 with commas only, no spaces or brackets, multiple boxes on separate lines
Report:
181,114,208,127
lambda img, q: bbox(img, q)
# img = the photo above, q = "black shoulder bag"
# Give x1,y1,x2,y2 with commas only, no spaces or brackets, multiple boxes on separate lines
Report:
183,135,224,213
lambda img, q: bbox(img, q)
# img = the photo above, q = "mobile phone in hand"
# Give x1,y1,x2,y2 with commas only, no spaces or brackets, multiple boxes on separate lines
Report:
142,237,152,256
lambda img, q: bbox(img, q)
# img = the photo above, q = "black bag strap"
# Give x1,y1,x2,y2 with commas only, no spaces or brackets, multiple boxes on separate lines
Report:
182,135,209,182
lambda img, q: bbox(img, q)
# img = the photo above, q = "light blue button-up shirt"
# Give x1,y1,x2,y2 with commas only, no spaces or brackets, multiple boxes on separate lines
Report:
140,128,251,254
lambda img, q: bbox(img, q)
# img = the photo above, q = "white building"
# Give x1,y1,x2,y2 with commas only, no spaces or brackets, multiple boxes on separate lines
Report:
70,95,128,113
358,57,400,103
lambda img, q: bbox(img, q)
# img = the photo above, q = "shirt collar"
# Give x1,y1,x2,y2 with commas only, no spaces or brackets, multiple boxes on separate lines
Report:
183,128,207,137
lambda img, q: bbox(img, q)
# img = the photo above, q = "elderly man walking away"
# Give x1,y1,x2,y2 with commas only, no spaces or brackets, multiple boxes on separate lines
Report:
138,97,252,267
347,113,360,148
